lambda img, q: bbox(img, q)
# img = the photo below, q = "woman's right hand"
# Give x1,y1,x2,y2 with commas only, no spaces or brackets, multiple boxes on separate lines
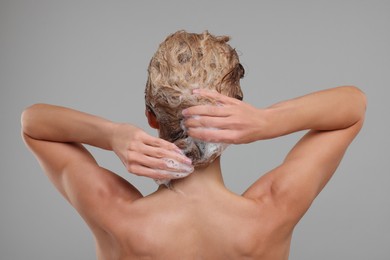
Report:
182,89,269,144
111,123,194,180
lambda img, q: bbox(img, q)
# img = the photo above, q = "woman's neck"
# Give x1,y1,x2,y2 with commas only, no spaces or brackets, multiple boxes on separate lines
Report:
158,157,225,194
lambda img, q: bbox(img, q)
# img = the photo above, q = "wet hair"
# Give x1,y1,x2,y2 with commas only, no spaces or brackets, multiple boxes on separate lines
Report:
145,30,244,167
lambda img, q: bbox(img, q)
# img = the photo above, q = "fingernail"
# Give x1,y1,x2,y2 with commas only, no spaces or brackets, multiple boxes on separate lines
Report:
193,89,200,94
180,119,188,132
182,109,188,116
184,157,192,165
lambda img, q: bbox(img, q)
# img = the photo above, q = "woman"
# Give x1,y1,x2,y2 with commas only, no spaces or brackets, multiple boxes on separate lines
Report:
22,31,366,259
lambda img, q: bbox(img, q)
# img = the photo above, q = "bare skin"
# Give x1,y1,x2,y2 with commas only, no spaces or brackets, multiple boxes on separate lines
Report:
21,86,366,259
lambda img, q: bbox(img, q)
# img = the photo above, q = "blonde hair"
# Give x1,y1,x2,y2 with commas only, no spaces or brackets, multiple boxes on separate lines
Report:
145,30,244,167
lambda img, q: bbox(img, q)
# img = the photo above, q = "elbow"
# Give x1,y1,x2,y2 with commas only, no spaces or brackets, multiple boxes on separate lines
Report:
21,103,45,135
343,85,367,119
354,86,367,119
350,85,367,108
21,105,33,135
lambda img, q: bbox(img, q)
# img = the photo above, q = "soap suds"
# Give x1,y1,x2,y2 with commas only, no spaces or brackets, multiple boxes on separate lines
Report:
154,158,194,186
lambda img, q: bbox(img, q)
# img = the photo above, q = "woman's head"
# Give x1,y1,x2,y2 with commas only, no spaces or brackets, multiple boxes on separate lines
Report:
145,30,244,167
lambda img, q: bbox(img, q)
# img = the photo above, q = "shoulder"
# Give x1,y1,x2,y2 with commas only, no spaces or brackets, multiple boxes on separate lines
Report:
67,165,144,230
23,134,143,230
244,120,365,225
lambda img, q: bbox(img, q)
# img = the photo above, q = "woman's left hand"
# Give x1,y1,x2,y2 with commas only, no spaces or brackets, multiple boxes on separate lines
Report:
111,123,193,180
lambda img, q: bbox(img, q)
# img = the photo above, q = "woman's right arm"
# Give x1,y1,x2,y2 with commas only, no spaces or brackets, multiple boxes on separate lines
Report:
183,86,366,143
183,86,366,221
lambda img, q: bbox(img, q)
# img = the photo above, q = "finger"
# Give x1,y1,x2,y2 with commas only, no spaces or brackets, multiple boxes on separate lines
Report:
154,167,193,179
149,156,194,172
127,164,161,178
159,158,194,177
187,128,237,143
143,133,179,151
193,89,241,105
142,145,192,165
128,164,178,179
133,153,193,173
148,156,194,172
183,105,229,117
184,116,231,129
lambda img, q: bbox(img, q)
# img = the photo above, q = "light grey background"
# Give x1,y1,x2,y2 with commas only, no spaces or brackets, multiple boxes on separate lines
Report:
1,0,389,259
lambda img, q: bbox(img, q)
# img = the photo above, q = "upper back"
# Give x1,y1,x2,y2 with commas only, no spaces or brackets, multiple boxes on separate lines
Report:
95,187,293,260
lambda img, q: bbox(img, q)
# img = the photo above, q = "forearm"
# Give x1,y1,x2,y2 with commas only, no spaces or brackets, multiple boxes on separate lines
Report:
264,86,366,138
21,104,115,150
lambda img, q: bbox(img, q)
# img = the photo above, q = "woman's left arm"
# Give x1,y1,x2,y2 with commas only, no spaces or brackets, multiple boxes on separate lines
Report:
21,104,192,226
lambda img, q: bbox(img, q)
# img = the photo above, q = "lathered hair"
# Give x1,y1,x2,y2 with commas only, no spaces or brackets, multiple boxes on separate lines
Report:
145,30,244,167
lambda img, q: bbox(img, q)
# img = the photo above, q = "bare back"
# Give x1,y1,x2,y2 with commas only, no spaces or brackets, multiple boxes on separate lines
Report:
94,185,292,260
